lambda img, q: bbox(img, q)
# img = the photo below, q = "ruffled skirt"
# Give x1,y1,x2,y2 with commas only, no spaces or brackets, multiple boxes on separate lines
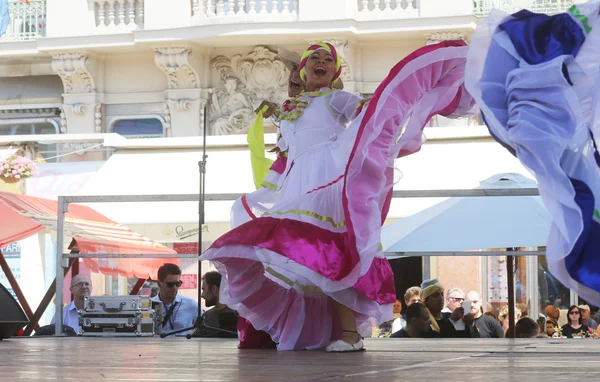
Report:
201,40,474,350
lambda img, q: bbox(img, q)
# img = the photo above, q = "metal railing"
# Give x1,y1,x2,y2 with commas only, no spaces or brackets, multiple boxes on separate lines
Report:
473,0,574,17
0,0,46,42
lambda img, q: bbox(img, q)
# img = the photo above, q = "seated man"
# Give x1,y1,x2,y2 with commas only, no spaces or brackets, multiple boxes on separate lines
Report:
152,263,199,336
51,274,92,333
390,303,430,338
192,271,238,338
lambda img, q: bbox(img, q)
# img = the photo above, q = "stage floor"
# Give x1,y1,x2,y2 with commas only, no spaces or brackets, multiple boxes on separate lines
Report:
1,337,598,381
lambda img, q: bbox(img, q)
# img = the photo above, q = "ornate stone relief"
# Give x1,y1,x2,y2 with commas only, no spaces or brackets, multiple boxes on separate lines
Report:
154,47,200,90
59,108,67,133
51,53,96,93
209,46,288,135
94,104,103,132
425,32,466,45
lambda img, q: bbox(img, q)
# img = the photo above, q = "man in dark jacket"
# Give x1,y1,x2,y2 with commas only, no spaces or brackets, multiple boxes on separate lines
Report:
390,303,430,338
464,290,504,338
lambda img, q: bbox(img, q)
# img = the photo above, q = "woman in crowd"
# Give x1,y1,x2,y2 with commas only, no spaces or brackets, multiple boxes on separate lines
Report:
561,305,590,338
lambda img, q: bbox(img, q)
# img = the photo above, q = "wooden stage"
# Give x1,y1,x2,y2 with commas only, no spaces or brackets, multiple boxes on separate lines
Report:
1,337,599,381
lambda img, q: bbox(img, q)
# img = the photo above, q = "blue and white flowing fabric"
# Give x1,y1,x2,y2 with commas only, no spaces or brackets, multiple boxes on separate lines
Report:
465,0,600,304
0,0,9,38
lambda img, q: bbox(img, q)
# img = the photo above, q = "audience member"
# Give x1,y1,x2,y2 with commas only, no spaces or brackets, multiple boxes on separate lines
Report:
404,286,421,306
578,304,598,331
463,291,503,338
561,305,590,338
513,317,540,338
498,305,522,333
194,271,238,338
545,319,558,338
390,287,421,334
516,303,529,318
51,274,92,332
441,288,465,313
151,263,199,336
390,303,430,338
420,279,469,338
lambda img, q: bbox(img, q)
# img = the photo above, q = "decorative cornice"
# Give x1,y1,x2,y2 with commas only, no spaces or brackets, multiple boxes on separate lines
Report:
154,47,200,90
425,31,466,44
51,53,96,94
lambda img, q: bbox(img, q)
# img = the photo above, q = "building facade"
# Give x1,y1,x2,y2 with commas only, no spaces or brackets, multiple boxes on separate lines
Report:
0,0,582,323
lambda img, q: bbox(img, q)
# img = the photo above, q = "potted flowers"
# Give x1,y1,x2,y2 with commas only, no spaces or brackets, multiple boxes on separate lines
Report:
0,154,38,184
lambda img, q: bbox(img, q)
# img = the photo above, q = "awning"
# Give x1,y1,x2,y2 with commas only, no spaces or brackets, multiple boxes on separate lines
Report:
0,191,178,280
75,141,259,242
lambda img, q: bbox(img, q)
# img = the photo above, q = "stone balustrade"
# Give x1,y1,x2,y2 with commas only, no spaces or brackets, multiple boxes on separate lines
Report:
473,0,575,17
93,0,144,30
0,0,46,42
191,0,298,21
356,0,419,17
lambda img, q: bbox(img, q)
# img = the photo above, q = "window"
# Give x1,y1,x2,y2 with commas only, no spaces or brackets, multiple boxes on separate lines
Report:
112,118,164,139
0,120,60,162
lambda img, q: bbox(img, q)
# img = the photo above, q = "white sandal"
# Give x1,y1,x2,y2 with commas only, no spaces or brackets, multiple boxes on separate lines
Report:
325,330,365,353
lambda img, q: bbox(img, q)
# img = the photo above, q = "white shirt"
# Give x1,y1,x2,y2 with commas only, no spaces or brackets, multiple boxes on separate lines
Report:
51,301,80,333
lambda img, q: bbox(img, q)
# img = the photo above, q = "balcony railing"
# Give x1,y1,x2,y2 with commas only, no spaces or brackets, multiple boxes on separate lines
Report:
192,0,299,22
0,0,46,43
93,0,144,31
473,0,575,17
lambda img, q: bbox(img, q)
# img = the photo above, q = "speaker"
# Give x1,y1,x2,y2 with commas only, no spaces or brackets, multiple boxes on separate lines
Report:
0,283,28,339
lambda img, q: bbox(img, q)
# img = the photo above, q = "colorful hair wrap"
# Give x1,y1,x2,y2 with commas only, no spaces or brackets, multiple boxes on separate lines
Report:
299,42,342,85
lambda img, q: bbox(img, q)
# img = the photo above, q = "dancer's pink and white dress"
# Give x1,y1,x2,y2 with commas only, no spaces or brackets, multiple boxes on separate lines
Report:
200,40,475,350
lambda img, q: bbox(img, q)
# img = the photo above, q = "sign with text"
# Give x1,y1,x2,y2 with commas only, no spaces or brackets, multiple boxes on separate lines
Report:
180,274,197,289
0,242,21,301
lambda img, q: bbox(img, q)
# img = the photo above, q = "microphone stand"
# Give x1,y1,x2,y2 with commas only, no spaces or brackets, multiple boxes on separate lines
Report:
159,317,237,339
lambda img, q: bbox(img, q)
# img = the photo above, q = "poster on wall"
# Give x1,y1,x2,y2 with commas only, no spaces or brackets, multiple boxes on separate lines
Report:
487,256,508,303
0,242,21,301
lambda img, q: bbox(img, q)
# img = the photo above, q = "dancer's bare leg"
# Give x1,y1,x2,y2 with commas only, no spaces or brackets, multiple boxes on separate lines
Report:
333,300,360,344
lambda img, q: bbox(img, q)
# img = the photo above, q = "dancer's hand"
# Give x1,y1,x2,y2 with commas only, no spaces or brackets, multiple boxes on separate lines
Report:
451,307,465,322
255,101,278,118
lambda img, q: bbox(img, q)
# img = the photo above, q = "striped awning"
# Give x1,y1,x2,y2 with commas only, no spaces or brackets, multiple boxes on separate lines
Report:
0,191,179,280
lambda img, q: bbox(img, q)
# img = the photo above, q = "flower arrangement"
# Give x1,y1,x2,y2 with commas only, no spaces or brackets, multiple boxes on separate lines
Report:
0,154,38,184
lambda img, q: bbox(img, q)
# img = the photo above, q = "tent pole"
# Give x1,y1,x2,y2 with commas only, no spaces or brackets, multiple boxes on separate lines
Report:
507,252,516,338
129,278,147,295
197,102,208,316
0,250,39,332
22,258,76,336
54,196,67,336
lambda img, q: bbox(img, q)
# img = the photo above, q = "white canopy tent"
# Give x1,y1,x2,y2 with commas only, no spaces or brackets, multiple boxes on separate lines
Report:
382,173,551,255
381,173,553,326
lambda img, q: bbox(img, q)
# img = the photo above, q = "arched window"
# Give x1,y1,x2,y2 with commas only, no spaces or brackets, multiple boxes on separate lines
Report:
112,118,164,139
0,120,60,162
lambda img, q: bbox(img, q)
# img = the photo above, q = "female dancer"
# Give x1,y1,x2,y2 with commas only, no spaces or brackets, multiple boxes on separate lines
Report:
465,1,600,306
201,40,474,351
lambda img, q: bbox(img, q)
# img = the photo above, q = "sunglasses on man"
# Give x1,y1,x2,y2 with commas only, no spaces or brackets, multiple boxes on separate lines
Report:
164,281,183,288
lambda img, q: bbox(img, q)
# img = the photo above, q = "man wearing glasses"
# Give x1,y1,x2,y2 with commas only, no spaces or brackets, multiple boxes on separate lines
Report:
152,263,199,336
51,274,92,332
441,288,465,314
